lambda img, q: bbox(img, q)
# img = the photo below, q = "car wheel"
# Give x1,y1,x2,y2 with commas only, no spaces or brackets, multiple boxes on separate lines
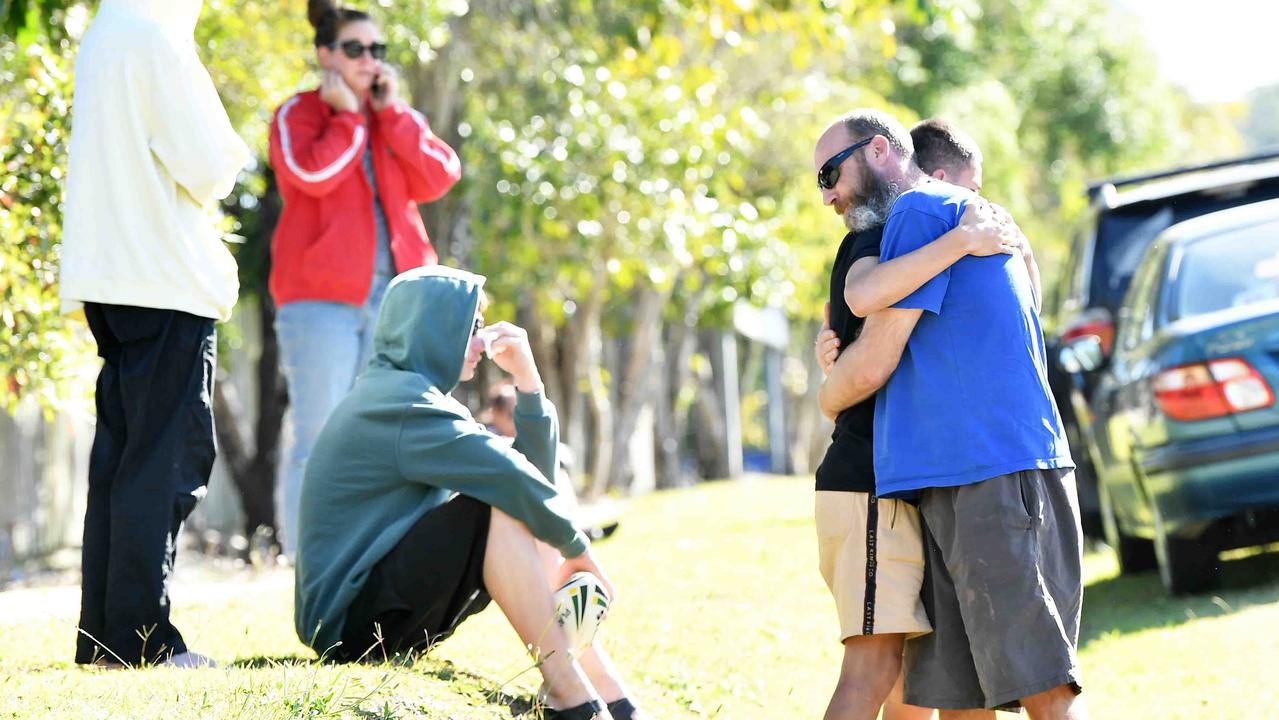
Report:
1100,479,1155,574
1153,510,1219,595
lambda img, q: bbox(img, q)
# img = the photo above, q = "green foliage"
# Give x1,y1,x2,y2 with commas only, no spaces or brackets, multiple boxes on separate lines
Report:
470,28,773,324
0,0,72,41
198,0,312,158
448,1,898,330
0,0,1251,412
862,0,1247,291
0,32,89,412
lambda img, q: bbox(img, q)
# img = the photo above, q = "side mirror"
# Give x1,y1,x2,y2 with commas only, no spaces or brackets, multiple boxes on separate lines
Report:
1059,335,1104,374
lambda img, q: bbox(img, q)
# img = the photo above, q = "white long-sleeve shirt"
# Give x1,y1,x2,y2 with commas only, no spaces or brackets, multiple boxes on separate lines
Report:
60,0,250,322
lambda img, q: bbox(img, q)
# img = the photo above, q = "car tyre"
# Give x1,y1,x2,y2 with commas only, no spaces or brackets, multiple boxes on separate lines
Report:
1153,510,1219,595
1100,480,1155,574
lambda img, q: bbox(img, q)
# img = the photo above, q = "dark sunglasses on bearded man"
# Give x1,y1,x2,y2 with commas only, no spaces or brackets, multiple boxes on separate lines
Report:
817,136,875,190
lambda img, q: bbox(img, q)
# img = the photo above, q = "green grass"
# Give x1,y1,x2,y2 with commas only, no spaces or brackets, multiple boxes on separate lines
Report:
3,476,1278,718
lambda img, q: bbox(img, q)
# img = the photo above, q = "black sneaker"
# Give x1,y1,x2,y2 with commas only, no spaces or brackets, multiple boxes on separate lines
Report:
543,698,608,720
606,697,639,720
585,521,620,542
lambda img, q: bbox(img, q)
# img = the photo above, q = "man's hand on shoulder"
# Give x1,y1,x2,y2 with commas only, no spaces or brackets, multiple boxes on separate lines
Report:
952,200,1022,258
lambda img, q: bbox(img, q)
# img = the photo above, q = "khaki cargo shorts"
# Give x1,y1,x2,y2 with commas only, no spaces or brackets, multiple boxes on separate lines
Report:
815,490,932,641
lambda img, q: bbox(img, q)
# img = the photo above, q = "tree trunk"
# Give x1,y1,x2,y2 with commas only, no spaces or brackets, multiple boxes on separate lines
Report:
581,281,614,500
604,284,668,492
654,303,698,489
559,299,590,482
407,18,471,267
692,328,742,480
248,294,287,531
693,375,727,480
791,319,829,476
213,377,277,541
523,299,563,415
213,168,286,548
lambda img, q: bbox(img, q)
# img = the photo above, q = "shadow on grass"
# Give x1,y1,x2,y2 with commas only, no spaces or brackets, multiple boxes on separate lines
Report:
1080,547,1279,648
415,662,539,717
228,654,540,717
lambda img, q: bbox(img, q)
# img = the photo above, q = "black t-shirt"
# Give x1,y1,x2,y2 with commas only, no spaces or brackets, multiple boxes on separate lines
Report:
814,225,883,493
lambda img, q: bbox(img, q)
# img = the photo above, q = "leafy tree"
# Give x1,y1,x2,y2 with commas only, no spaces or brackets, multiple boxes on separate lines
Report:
1,9,87,413
2,0,1250,519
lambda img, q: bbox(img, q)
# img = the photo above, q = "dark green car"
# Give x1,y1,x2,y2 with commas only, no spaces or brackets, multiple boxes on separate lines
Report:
1062,198,1279,595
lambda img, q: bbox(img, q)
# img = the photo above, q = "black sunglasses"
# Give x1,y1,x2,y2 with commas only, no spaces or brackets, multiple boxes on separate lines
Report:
331,40,388,60
817,137,874,190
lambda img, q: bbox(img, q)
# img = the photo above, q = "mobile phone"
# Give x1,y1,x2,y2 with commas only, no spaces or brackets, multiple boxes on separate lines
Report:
373,74,387,101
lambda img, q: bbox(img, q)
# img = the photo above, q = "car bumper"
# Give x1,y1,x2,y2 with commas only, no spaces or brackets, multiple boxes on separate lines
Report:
1142,422,1279,475
1141,423,1279,529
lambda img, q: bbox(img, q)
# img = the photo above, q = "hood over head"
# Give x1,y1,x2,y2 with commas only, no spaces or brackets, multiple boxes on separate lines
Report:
371,266,485,394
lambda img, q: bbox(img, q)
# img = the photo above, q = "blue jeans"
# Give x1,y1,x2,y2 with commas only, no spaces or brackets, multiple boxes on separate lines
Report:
275,273,390,556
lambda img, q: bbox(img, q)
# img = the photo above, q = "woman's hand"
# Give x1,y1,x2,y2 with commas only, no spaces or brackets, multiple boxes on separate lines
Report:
320,70,359,113
371,65,400,112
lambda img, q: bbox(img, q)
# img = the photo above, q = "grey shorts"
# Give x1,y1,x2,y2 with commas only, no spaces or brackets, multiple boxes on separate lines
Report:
903,468,1084,710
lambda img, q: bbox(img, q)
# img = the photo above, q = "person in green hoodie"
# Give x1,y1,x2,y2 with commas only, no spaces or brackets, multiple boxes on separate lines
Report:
294,266,641,720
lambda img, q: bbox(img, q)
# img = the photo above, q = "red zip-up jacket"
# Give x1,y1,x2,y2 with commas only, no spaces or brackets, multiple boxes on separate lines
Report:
268,90,461,306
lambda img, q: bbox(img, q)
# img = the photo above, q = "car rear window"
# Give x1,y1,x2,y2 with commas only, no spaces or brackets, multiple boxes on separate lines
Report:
1087,176,1279,316
1171,219,1279,320
1090,208,1174,313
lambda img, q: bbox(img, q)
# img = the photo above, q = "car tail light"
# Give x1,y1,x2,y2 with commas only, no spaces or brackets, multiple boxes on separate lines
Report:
1153,358,1275,422
1060,308,1115,357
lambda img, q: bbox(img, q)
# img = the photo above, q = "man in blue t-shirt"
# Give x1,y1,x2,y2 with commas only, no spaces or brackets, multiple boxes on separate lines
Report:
816,109,1086,719
811,118,1028,720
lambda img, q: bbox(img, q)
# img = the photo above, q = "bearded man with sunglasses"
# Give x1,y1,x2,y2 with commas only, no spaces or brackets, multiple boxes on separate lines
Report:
812,109,1086,720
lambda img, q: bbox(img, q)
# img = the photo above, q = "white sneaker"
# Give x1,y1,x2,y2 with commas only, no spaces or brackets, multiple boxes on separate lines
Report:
162,651,217,669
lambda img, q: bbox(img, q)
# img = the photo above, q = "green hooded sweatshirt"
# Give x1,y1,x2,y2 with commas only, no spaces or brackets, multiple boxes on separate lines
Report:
293,266,589,654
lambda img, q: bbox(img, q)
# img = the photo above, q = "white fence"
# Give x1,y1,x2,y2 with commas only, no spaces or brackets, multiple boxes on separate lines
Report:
0,309,256,579
0,401,92,577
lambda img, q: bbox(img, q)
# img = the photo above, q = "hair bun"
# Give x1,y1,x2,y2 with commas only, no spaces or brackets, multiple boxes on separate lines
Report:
307,0,339,30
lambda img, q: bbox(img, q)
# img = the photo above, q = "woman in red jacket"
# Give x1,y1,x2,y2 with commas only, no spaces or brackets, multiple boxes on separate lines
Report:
269,0,461,556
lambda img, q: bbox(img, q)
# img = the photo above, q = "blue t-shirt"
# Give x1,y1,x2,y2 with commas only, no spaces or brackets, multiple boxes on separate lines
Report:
872,181,1073,498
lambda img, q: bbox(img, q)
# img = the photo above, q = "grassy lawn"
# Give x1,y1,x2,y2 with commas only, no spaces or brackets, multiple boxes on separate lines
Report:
3,476,1278,718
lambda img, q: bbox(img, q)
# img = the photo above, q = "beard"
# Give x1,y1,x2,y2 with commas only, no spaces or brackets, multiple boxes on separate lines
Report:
842,161,901,232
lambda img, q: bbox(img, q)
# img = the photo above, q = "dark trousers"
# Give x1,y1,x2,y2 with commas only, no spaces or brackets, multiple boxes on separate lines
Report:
75,304,217,665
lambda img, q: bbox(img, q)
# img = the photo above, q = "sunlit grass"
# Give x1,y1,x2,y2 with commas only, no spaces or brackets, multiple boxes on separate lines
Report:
3,476,1278,718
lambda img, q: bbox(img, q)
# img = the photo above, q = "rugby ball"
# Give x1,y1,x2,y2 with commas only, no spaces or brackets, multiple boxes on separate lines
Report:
552,571,611,653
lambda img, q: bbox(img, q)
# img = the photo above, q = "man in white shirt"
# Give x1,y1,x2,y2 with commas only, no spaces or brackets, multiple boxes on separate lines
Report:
60,0,249,668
